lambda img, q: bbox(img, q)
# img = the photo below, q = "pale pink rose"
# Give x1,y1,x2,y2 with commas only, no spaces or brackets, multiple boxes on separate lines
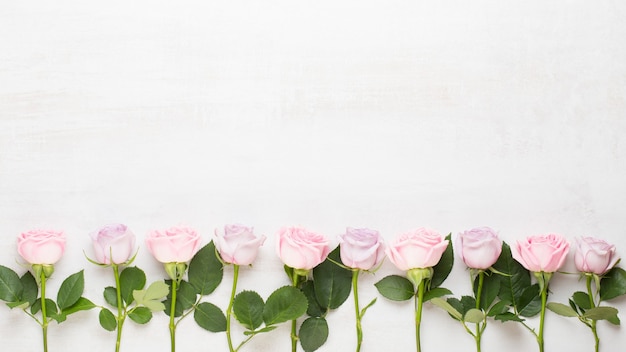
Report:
91,224,136,265
145,225,202,263
512,233,570,272
17,229,66,265
574,236,620,275
386,228,449,271
456,227,502,270
215,224,266,265
338,227,386,270
276,226,330,270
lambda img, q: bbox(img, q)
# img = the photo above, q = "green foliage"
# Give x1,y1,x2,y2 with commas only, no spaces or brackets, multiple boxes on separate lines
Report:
600,267,626,301
194,302,226,332
128,306,152,324
99,308,117,331
61,297,96,316
301,280,325,317
31,298,58,316
375,275,414,301
233,290,265,330
430,233,454,288
475,272,500,310
134,280,168,312
547,302,579,317
312,247,352,310
119,267,146,305
188,241,223,296
0,265,23,303
423,287,452,302
430,297,462,320
572,291,591,310
103,286,118,307
464,308,485,323
299,317,328,352
20,272,38,307
57,270,85,310
263,285,308,326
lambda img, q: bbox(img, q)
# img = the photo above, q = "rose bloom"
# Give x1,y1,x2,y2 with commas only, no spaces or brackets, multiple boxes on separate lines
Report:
512,233,570,273
386,228,449,271
215,224,266,265
91,223,136,265
145,225,202,263
455,227,502,270
276,226,330,270
574,236,620,275
17,229,66,265
338,227,385,270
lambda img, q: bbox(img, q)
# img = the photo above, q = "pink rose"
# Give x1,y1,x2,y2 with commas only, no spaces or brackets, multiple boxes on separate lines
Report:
386,228,449,271
455,227,502,270
338,227,386,270
276,226,330,270
574,236,620,275
145,225,202,263
215,224,266,265
512,233,570,272
17,229,66,265
91,224,136,265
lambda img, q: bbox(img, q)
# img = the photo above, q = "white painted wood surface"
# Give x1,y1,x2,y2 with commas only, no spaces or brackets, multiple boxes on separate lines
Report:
1,1,625,351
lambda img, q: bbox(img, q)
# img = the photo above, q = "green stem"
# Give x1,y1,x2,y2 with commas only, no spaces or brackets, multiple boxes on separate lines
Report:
586,275,599,352
169,278,178,352
291,272,299,352
226,265,240,352
40,271,49,352
113,264,125,352
474,271,484,352
538,279,547,352
414,279,425,352
352,270,362,352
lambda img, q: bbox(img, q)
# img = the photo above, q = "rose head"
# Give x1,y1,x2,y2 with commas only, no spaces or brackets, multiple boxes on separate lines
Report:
456,227,502,270
512,233,570,272
386,228,449,271
91,223,136,265
145,225,202,263
574,236,620,275
338,227,386,270
215,224,266,265
276,226,330,270
17,229,66,265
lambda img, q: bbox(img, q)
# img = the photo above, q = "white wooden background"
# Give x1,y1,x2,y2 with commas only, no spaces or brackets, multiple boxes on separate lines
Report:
1,1,625,351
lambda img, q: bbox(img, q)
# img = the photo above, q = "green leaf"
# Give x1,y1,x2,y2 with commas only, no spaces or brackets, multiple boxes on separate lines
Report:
375,275,414,301
464,308,485,323
103,286,118,307
128,306,153,324
607,313,621,325
233,290,265,330
423,287,452,302
243,325,278,335
31,298,58,316
57,270,85,310
301,280,325,317
487,300,509,317
572,291,591,310
162,280,196,317
99,308,117,331
6,301,29,309
460,295,477,315
493,242,532,314
299,317,329,352
430,233,454,289
20,271,38,306
62,297,96,316
600,267,626,301
188,241,224,295
475,272,500,310
494,312,525,323
430,297,462,320
263,285,308,326
0,265,23,302
313,246,352,310
518,284,541,317
547,302,579,317
134,281,169,312
194,302,227,332
583,306,620,321
120,266,146,305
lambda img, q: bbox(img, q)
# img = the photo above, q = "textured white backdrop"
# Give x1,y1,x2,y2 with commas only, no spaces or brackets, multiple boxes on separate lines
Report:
1,1,625,351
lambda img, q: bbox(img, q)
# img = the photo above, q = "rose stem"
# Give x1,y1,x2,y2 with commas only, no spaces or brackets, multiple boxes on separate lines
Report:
474,271,484,352
586,275,599,352
113,264,125,352
169,278,178,352
40,270,49,352
226,265,240,352
414,278,426,352
291,271,300,352
352,269,362,352
537,273,547,352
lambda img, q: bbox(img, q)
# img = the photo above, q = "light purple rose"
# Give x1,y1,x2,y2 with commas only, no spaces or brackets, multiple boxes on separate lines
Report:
215,224,266,265
574,236,620,275
512,233,570,273
91,224,136,265
338,227,385,270
455,227,502,270
145,225,202,263
386,228,449,271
